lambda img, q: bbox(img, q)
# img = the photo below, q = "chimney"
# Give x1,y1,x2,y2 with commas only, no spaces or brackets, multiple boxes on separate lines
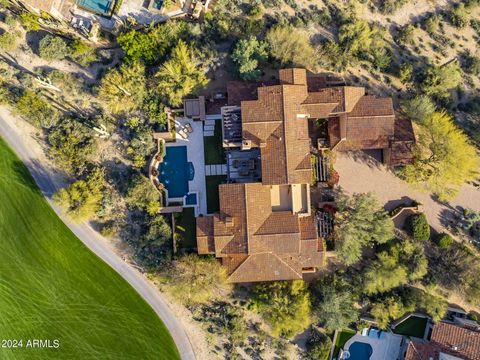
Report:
225,217,234,227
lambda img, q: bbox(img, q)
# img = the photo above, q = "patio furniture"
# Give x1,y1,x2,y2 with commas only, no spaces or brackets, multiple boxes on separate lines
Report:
184,123,193,133
178,129,188,139
249,159,255,170
232,160,239,168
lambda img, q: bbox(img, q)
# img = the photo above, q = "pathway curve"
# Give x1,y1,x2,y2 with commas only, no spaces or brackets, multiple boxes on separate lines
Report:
335,151,480,233
0,108,196,360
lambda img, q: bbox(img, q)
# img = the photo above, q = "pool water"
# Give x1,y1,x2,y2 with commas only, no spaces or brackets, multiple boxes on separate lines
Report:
153,0,164,10
185,193,197,205
347,342,373,360
159,146,194,199
77,0,113,15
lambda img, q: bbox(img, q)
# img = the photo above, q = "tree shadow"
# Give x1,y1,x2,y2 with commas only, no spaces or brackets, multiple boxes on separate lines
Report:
25,30,49,56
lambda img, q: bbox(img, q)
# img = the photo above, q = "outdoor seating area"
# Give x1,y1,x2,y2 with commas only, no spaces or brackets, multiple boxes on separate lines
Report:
226,149,261,182
176,121,194,140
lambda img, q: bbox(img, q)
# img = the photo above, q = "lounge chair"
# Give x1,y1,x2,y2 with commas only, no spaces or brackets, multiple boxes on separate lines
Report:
178,129,188,139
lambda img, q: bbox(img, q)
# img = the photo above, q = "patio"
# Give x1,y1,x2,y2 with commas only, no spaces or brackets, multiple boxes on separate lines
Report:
165,118,207,216
342,330,404,360
117,0,186,25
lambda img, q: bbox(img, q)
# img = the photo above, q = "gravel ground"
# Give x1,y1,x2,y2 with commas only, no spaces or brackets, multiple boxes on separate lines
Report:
335,151,480,233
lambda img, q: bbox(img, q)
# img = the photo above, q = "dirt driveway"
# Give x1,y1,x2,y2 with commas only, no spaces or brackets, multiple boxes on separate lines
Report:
335,151,480,233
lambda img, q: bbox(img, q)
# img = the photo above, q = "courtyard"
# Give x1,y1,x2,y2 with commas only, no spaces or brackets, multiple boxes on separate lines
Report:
161,118,207,215
336,151,480,233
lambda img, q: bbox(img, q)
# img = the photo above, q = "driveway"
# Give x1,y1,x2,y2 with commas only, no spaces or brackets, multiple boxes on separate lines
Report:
0,108,196,360
335,151,480,233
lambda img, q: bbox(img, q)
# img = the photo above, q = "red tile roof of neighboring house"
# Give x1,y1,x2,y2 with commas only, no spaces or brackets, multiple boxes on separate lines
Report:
405,322,480,360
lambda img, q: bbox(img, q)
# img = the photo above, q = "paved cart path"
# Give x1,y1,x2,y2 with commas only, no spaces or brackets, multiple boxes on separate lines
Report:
0,108,196,360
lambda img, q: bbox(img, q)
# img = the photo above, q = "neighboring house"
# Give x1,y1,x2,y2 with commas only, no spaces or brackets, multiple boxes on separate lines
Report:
405,321,480,360
195,68,415,283
20,0,76,20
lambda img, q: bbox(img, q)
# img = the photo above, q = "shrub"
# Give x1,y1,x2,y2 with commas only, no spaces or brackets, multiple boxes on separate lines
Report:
16,90,60,128
266,25,316,69
436,233,454,248
19,12,40,31
69,40,98,67
305,327,332,360
409,213,430,241
38,35,69,61
448,3,470,29
249,280,311,337
0,31,19,51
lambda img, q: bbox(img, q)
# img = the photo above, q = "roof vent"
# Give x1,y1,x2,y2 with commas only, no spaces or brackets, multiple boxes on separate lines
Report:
242,140,252,150
259,140,267,148
225,216,234,227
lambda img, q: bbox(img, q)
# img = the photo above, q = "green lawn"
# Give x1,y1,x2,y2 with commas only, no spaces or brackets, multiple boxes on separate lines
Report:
175,207,196,249
0,138,180,360
393,316,428,338
204,120,225,165
206,175,227,213
333,329,356,358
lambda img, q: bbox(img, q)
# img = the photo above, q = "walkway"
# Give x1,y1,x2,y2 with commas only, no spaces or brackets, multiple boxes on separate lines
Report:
335,151,480,233
0,107,196,360
205,164,227,176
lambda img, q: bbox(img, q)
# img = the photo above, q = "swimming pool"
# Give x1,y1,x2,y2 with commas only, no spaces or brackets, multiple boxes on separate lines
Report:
77,0,113,15
159,146,194,199
347,342,373,360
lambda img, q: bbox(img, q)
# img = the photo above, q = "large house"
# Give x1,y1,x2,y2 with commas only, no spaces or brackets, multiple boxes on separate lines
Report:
405,321,480,360
195,68,415,283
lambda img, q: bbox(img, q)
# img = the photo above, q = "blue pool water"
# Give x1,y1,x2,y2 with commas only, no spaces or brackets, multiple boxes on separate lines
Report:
347,342,373,360
153,0,164,9
159,146,194,199
77,0,113,15
185,193,197,205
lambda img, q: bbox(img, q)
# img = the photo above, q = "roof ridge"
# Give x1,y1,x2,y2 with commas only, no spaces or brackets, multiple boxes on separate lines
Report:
281,87,289,183
244,185,250,255
273,253,303,278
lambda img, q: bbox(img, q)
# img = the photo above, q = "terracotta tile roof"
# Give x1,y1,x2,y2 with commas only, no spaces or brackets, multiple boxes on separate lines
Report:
405,322,480,360
196,68,410,282
242,84,312,185
23,0,74,19
196,181,324,282
328,97,396,151
196,216,215,254
227,253,302,283
279,68,307,85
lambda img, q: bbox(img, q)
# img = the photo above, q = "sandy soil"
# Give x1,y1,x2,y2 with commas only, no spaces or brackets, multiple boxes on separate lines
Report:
335,151,480,233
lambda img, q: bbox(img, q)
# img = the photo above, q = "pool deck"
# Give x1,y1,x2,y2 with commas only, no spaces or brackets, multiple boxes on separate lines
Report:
344,332,404,360
166,118,207,216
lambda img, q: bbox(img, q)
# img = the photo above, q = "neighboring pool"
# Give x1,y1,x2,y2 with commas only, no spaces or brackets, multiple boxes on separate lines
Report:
77,0,113,15
152,0,164,10
347,342,373,360
159,146,194,199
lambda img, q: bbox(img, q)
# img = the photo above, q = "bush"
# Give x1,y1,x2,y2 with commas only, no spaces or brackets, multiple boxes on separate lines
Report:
305,327,332,360
39,35,69,61
0,31,19,51
448,3,470,29
16,90,60,128
409,213,430,241
436,233,454,248
69,40,98,67
249,280,311,337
